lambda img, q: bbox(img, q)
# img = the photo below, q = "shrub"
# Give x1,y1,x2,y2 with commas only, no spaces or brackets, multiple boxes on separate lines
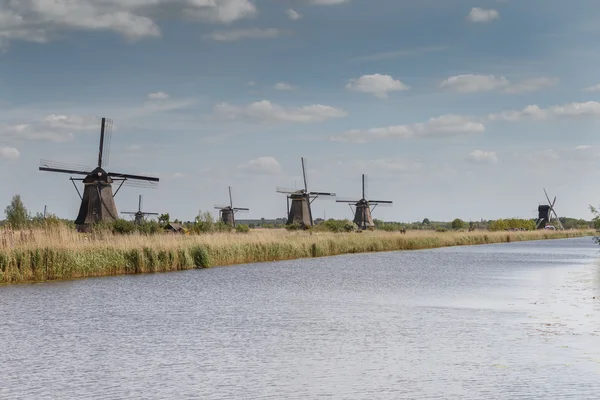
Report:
235,224,250,233
112,219,136,235
436,227,448,233
286,223,302,231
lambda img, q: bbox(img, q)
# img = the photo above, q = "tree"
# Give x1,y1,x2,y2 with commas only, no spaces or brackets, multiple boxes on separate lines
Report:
158,213,170,225
4,194,30,229
451,218,465,230
422,218,430,225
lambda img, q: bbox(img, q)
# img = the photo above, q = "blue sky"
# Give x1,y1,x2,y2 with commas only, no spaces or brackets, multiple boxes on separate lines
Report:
1,0,600,222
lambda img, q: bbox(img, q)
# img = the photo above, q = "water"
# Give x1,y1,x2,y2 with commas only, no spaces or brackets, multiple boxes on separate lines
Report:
1,237,600,399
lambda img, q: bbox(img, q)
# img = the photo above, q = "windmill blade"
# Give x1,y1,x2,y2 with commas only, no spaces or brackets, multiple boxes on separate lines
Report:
276,187,298,194
369,201,393,207
121,180,159,189
336,197,360,203
40,159,94,172
543,188,553,206
233,207,250,211
138,194,143,212
301,157,309,193
214,204,229,209
228,186,233,209
121,211,138,215
363,174,368,199
141,212,159,216
101,118,113,168
369,200,393,204
39,164,90,176
108,172,159,182
309,191,336,197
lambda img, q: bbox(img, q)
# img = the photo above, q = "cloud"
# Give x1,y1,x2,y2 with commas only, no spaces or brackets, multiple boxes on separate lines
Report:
274,82,295,90
0,146,20,159
0,114,99,142
467,150,498,164
239,156,282,174
466,7,500,23
346,74,410,99
352,46,449,62
583,84,600,92
286,9,302,20
331,114,485,143
488,101,600,122
247,80,257,86
206,28,280,41
214,100,348,123
440,74,558,93
0,0,257,48
147,92,170,100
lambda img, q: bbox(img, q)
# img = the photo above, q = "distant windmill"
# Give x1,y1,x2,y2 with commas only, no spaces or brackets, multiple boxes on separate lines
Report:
336,174,393,230
214,186,249,227
535,188,564,230
39,117,159,231
276,157,336,228
121,195,159,224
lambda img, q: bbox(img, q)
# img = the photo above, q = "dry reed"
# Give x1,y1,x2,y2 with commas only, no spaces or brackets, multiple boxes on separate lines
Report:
0,226,593,284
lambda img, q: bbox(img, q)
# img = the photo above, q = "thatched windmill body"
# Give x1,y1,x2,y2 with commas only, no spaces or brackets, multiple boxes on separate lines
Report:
122,195,158,224
535,188,564,230
215,186,249,227
39,117,159,231
337,174,393,230
276,157,336,228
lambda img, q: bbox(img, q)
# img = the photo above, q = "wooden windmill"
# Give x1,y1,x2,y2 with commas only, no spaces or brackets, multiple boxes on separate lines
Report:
39,117,159,231
276,157,336,228
535,188,564,230
336,174,393,230
214,186,249,227
121,195,159,224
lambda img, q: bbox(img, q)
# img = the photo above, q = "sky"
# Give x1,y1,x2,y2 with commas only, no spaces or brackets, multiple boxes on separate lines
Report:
1,0,600,223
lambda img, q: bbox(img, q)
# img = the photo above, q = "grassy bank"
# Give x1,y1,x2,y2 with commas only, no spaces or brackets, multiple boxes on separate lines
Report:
0,227,594,284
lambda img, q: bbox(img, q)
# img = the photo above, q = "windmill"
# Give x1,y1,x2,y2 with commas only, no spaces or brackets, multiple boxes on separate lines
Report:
121,195,159,224
276,157,336,228
535,188,564,230
214,186,249,227
39,117,159,231
336,174,393,230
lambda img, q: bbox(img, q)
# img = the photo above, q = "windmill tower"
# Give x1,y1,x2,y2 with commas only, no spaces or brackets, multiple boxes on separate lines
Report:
535,188,564,230
336,174,393,230
276,157,336,228
121,195,159,224
214,186,249,227
39,117,159,232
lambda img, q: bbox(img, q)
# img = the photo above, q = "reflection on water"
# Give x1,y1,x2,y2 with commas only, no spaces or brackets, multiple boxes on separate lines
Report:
1,237,599,399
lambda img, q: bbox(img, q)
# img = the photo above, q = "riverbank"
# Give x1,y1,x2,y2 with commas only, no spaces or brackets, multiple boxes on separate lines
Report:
0,227,594,284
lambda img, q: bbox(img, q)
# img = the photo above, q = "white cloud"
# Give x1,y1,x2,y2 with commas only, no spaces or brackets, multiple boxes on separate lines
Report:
147,92,170,100
0,0,257,48
207,28,280,41
0,146,20,159
352,46,449,62
331,114,485,143
346,74,410,99
214,100,348,123
0,114,99,142
488,101,600,122
441,74,509,93
468,150,498,164
247,80,257,86
239,156,282,174
583,84,600,92
286,9,302,20
466,7,500,23
440,74,558,93
274,82,295,90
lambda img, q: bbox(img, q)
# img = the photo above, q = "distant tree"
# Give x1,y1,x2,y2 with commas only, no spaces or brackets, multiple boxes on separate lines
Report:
5,194,30,229
158,213,170,225
422,218,430,225
451,218,465,230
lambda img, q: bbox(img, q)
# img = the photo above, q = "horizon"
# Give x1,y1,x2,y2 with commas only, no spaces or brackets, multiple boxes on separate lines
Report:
1,0,599,222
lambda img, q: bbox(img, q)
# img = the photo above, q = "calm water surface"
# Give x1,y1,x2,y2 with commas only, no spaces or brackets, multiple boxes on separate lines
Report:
1,237,600,399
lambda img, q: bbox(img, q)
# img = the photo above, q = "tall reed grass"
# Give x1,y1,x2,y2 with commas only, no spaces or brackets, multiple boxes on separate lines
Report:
0,226,593,284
